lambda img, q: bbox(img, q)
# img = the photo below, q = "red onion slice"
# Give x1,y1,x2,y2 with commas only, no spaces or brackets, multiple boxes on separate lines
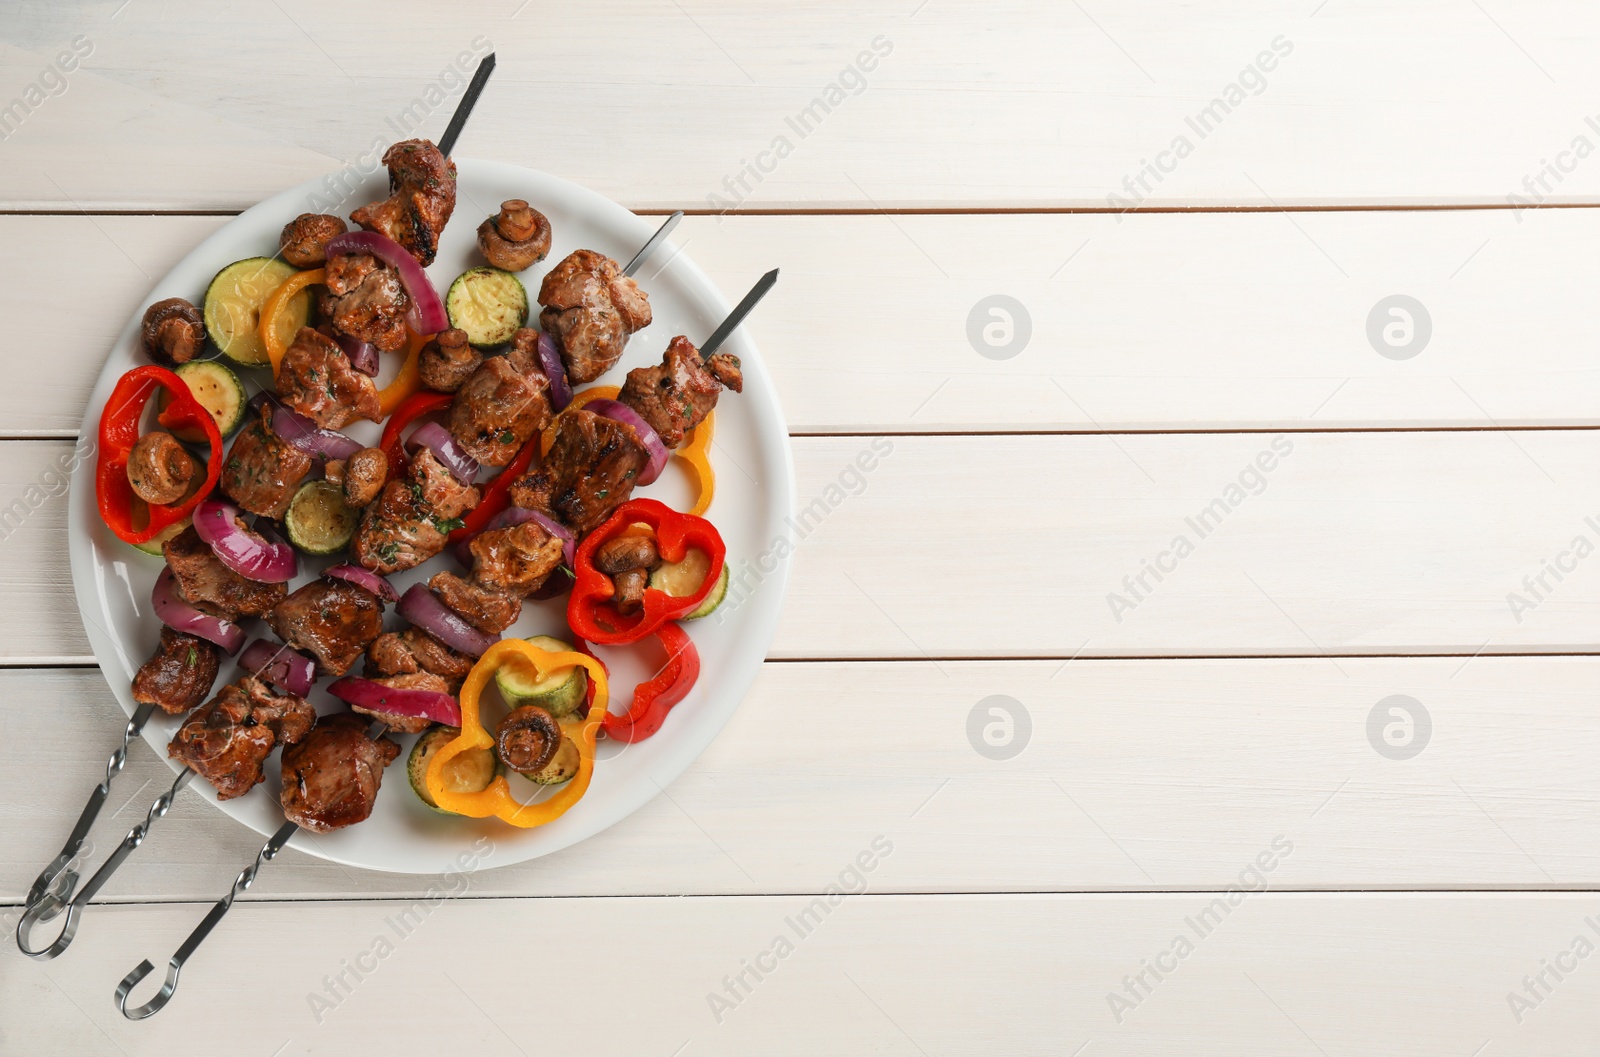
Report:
326,230,448,334
322,563,399,603
151,569,245,655
404,420,480,485
536,331,571,411
335,333,380,376
192,498,299,583
327,676,462,726
396,583,500,657
271,404,363,462
238,638,317,697
585,399,669,485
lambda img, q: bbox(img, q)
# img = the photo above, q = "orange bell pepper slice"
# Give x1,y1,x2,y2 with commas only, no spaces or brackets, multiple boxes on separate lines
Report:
540,385,621,456
258,267,323,377
675,411,714,516
377,328,431,417
424,640,610,827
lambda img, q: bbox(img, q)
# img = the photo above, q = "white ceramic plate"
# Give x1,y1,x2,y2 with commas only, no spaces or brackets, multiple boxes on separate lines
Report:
67,160,793,874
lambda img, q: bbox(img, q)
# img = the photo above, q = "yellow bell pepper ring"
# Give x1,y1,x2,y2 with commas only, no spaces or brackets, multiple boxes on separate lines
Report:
259,267,324,377
425,640,610,827
676,411,715,516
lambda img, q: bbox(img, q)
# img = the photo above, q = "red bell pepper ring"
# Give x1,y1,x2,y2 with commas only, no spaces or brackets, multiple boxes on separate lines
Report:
567,498,726,646
577,623,701,743
447,432,539,547
96,365,223,545
378,390,454,478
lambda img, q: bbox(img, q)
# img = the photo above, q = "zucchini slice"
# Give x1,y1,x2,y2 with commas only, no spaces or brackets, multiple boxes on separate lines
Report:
648,548,728,620
204,257,304,367
283,480,359,555
408,725,498,814
159,360,247,442
520,721,582,786
131,517,191,556
494,634,586,717
446,267,528,348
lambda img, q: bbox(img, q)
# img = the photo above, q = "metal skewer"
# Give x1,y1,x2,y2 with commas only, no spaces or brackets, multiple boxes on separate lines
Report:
113,56,497,1021
20,701,157,921
116,722,388,1020
622,211,683,278
700,268,779,359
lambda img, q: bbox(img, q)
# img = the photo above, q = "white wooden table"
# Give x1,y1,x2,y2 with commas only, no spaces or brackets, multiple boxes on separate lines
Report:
4,2,1600,1052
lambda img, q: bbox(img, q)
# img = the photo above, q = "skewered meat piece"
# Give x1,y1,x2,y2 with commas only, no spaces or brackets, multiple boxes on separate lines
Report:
266,578,385,676
428,572,521,634
324,251,411,353
132,627,222,715
507,408,647,534
477,200,551,271
276,327,382,429
279,713,400,832
619,336,743,448
353,448,481,575
538,249,652,383
221,404,315,519
126,431,199,506
447,330,552,467
344,671,450,734
140,298,205,366
163,526,287,620
418,328,482,393
350,139,456,266
341,447,389,507
366,628,475,694
168,676,315,801
279,213,348,268
466,519,565,596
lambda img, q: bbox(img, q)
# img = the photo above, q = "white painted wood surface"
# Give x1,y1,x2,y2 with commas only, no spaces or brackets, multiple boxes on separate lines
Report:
3,2,1599,1053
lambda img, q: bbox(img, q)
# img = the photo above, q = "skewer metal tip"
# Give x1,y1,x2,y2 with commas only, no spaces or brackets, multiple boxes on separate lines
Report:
438,52,497,157
699,268,780,359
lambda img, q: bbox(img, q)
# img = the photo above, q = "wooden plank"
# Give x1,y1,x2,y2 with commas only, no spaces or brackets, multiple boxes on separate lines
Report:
5,3,1600,209
7,656,1600,903
16,430,1600,663
7,893,1597,1055
11,209,1600,437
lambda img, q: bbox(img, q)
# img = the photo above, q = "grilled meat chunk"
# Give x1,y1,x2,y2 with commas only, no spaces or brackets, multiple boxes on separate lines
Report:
324,252,410,353
619,336,743,448
140,298,205,367
345,671,450,734
447,333,552,467
342,447,389,507
132,627,222,715
467,519,565,596
507,408,647,534
366,628,476,695
418,328,482,393
221,404,315,519
353,449,481,575
279,713,400,832
279,213,348,268
126,431,199,506
163,526,287,620
276,327,382,429
477,200,551,271
538,249,652,383
350,139,456,266
168,676,315,801
266,578,385,676
428,571,521,634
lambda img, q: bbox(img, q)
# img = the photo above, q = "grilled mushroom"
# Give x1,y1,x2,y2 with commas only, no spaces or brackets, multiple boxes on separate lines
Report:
127,431,199,505
279,213,349,267
477,200,551,271
140,298,205,366
495,704,561,773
